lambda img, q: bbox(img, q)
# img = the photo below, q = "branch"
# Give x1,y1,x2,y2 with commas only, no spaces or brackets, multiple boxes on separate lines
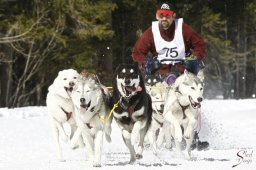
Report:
0,14,44,43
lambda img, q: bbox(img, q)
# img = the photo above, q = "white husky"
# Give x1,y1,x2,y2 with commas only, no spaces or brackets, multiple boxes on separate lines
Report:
46,69,84,161
163,70,204,159
146,80,171,154
70,74,112,167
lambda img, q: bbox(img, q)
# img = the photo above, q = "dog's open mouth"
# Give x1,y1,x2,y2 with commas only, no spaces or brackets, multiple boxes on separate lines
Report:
121,84,137,97
80,100,91,110
64,87,73,93
189,96,201,109
157,109,164,115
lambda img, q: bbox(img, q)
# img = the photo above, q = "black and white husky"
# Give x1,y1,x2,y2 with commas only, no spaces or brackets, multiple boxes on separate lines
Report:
145,76,171,154
111,64,152,163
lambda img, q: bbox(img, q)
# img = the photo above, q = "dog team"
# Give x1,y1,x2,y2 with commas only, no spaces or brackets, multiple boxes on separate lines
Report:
46,64,205,167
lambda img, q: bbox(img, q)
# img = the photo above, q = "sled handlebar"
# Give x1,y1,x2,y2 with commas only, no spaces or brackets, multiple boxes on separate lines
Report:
159,59,184,63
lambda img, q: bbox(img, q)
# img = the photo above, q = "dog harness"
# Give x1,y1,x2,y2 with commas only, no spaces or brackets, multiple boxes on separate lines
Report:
153,117,163,127
179,104,188,119
118,97,141,115
114,95,143,125
86,123,93,129
175,87,188,119
59,106,72,121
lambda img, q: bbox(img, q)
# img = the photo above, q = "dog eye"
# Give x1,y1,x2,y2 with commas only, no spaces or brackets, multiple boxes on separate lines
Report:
191,87,195,90
74,77,77,79
76,90,80,93
63,78,67,80
200,88,203,91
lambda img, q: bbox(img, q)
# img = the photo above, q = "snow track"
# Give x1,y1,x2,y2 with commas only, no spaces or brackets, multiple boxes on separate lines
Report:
0,100,255,169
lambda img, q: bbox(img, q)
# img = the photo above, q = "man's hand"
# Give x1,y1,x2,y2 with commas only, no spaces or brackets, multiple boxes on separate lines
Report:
145,57,161,75
184,55,199,75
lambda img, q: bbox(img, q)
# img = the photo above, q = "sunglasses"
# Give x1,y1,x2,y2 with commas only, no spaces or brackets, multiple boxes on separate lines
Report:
157,13,172,19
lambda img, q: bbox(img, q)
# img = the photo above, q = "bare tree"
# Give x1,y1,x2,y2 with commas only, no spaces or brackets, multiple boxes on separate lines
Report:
0,6,63,107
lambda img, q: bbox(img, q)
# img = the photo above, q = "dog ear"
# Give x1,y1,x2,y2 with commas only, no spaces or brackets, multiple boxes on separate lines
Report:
115,64,126,73
184,69,190,76
150,91,156,97
197,69,204,83
161,81,168,88
57,70,63,76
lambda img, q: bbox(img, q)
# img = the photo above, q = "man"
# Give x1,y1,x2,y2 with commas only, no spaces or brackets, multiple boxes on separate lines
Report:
132,1,209,150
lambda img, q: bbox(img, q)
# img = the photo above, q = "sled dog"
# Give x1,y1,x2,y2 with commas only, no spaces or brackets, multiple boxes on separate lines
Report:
111,64,152,163
46,69,83,161
70,72,112,167
163,70,204,159
145,76,171,154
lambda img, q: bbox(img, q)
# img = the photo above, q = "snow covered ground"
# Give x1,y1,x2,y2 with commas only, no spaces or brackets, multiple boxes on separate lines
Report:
0,99,255,170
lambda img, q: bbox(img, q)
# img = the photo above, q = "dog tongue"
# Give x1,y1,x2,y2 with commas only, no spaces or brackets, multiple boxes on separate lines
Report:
136,86,142,92
80,107,86,113
126,86,136,92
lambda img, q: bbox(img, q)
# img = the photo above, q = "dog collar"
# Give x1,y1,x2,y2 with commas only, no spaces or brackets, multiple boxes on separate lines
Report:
153,117,163,127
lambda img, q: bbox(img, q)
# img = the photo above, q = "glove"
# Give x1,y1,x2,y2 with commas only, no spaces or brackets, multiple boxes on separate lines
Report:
145,57,161,75
184,55,199,75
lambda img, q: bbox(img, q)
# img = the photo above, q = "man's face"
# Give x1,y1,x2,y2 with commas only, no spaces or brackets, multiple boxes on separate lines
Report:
156,13,176,30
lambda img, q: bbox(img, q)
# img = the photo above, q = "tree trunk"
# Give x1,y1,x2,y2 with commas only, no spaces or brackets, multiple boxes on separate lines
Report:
0,45,13,107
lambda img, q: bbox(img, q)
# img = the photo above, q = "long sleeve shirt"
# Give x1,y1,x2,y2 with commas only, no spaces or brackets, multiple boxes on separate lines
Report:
132,21,206,74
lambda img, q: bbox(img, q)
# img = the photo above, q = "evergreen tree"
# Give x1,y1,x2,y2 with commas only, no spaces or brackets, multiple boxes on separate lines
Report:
0,0,115,107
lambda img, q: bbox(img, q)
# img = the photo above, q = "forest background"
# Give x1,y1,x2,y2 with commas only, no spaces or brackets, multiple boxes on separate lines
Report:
0,0,255,107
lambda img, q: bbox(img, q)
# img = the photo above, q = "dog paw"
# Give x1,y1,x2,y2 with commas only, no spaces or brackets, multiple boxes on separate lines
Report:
184,150,191,160
184,134,190,139
57,157,66,162
135,154,143,159
71,139,85,150
70,139,77,149
71,144,79,150
129,156,136,164
184,129,192,139
93,162,101,167
78,140,85,148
